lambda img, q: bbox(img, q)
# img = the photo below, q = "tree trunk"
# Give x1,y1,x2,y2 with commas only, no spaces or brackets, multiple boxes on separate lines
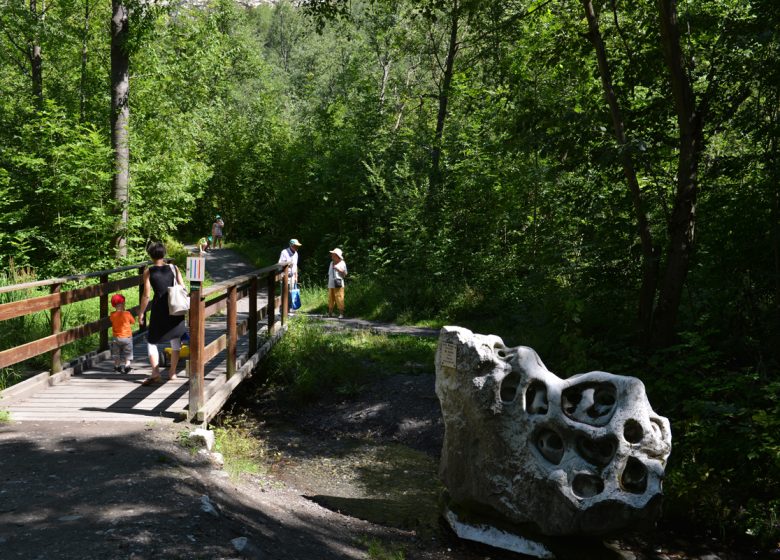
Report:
582,0,659,338
379,56,390,110
427,0,459,209
651,0,704,347
770,122,780,315
29,0,42,106
110,0,130,259
80,0,90,121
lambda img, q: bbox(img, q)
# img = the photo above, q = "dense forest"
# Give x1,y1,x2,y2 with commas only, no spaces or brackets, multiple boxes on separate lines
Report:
1,0,779,549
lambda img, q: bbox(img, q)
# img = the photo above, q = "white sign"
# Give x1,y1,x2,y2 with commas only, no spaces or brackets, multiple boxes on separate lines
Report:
440,342,457,369
186,257,205,282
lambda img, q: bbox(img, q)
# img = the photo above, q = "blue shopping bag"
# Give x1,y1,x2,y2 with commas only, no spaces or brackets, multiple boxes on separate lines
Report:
289,283,301,310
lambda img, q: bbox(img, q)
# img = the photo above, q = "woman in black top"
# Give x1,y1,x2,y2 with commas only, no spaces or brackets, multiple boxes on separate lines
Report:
138,242,186,385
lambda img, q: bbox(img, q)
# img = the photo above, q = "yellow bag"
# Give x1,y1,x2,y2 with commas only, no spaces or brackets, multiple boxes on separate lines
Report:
164,344,189,359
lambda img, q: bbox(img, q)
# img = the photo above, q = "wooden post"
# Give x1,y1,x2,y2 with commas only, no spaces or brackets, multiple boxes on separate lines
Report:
227,285,237,378
99,273,109,352
281,266,290,326
138,265,146,332
188,286,205,422
50,283,62,374
249,276,258,356
266,271,275,335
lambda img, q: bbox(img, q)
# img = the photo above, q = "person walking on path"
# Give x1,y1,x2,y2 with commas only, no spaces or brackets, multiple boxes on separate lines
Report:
138,242,187,385
278,237,301,288
212,215,225,249
110,293,135,374
327,248,348,319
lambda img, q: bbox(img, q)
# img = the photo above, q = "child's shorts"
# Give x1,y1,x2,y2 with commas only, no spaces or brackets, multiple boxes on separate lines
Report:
111,337,134,361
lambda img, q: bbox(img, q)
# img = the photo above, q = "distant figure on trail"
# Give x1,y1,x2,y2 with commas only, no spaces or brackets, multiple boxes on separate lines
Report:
327,248,347,319
138,242,187,385
197,235,210,254
212,215,225,249
110,293,135,374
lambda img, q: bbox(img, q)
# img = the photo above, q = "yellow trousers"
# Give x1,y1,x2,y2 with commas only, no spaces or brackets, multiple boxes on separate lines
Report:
328,287,345,313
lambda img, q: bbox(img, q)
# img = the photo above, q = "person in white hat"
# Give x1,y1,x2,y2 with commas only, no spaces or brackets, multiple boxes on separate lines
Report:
279,238,302,315
327,248,348,318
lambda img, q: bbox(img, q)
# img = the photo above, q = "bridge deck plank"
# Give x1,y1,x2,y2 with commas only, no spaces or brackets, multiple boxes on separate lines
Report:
2,293,271,424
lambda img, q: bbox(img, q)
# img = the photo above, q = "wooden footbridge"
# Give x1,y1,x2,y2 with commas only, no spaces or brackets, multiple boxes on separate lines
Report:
0,257,291,425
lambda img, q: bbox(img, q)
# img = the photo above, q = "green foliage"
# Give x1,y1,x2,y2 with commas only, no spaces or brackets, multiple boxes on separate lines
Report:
264,318,435,401
1,103,114,273
1,0,779,547
635,332,780,547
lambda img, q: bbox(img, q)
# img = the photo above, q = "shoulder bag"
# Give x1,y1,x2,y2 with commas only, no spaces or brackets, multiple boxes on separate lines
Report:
168,264,190,316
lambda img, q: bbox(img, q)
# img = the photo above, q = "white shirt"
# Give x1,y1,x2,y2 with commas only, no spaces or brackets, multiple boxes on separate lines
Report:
328,260,347,288
278,247,298,276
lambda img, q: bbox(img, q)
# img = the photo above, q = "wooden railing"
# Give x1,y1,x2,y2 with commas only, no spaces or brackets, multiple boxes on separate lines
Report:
187,262,289,423
0,260,291,425
0,262,151,373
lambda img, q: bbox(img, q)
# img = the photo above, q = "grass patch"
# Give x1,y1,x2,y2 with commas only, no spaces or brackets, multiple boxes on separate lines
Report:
213,414,266,479
0,367,23,391
176,430,202,455
0,410,10,423
357,537,406,560
264,316,436,401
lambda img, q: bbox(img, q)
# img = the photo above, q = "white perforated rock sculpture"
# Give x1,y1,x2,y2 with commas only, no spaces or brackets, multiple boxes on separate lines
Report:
435,326,671,546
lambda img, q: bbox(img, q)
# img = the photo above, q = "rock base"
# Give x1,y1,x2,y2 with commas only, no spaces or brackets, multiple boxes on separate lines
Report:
444,509,555,559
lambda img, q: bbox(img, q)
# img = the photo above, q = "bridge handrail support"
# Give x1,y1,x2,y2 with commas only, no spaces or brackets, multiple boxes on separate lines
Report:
186,263,289,423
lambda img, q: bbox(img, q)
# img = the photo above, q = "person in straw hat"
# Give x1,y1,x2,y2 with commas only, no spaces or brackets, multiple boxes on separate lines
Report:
327,248,348,319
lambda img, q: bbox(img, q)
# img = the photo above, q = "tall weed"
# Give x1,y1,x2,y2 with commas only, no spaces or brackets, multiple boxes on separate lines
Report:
212,414,266,479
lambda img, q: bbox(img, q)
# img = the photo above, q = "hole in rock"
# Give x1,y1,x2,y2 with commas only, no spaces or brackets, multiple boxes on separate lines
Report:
562,390,581,415
500,371,521,403
590,386,616,417
621,457,648,494
535,429,564,465
623,419,644,444
525,381,549,414
576,435,617,468
650,417,664,438
572,473,604,498
562,383,616,425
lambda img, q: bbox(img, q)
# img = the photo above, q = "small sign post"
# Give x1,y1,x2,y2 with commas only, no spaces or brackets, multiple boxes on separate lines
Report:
186,256,205,288
186,256,205,422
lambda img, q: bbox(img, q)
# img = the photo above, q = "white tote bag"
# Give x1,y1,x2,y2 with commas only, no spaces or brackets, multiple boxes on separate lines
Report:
167,264,190,316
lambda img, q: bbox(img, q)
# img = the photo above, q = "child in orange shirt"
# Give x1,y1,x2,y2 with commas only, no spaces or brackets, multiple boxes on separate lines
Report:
110,294,135,374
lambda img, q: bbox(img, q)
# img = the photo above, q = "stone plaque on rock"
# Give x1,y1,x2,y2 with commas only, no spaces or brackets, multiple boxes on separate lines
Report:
435,326,672,552
439,342,457,369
